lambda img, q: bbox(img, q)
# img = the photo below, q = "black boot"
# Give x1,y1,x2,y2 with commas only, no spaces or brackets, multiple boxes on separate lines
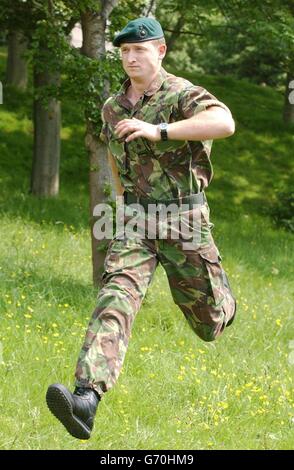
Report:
46,383,100,439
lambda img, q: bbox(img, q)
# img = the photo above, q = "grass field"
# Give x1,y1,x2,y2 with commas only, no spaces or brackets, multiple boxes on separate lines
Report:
0,48,293,449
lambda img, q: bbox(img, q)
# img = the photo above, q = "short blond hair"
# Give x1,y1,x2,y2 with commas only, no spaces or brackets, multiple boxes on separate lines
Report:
153,37,166,46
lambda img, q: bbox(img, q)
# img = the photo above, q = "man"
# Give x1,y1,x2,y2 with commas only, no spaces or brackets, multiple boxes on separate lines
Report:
46,17,237,440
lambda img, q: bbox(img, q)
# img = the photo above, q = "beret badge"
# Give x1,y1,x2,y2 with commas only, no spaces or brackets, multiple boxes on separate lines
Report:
139,25,147,38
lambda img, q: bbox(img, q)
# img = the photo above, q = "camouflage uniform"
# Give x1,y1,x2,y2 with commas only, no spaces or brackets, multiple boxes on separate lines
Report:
75,68,237,398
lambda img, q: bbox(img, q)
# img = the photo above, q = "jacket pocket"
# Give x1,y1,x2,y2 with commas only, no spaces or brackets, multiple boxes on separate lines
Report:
199,244,225,307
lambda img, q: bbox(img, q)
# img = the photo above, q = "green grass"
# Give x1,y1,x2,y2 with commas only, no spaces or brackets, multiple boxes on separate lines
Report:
0,50,293,449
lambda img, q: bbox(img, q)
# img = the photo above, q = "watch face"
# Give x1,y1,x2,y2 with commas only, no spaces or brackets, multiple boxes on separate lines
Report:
160,123,168,130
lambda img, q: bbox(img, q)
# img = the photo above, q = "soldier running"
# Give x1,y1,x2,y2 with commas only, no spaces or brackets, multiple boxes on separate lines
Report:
46,17,237,440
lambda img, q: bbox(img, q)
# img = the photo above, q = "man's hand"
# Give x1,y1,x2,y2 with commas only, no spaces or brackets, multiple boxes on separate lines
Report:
115,118,161,143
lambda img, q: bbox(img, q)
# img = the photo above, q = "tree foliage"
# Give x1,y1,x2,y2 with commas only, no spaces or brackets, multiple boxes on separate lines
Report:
157,0,294,86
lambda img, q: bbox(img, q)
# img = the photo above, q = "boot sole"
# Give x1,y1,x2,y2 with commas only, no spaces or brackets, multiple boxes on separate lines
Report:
46,384,91,440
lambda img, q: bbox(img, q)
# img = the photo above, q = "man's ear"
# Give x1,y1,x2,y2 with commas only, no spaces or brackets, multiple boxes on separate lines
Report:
158,44,167,60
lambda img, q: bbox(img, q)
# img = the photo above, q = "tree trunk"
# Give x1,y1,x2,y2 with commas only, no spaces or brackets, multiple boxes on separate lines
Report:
166,15,186,54
283,72,294,125
6,31,28,90
81,1,118,287
31,69,61,196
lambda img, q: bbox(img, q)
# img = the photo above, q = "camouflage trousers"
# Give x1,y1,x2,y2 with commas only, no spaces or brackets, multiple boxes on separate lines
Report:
75,198,237,397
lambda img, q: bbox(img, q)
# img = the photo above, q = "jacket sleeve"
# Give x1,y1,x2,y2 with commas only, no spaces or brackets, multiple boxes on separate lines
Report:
178,85,232,119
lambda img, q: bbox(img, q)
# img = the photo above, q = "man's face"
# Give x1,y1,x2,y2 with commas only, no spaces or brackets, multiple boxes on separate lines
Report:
120,40,166,79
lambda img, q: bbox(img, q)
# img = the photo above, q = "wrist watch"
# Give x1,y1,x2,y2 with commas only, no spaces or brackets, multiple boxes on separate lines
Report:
159,122,168,141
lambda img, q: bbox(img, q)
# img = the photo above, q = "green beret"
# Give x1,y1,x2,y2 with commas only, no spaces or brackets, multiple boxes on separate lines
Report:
113,17,164,47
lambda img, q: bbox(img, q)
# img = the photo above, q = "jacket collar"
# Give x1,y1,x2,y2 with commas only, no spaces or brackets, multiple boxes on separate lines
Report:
116,67,168,108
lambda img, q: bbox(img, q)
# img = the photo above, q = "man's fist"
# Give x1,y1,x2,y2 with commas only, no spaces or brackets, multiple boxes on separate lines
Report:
115,118,161,143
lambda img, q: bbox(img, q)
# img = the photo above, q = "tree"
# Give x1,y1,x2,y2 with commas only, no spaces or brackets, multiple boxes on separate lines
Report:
6,31,28,90
30,21,61,196
1,0,29,90
79,1,119,286
0,0,68,196
30,1,79,196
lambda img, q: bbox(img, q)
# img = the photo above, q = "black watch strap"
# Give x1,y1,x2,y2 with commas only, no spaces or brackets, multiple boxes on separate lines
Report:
159,122,168,141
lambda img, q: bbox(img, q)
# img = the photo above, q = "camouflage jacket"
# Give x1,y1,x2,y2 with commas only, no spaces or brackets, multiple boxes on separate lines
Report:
100,67,231,200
